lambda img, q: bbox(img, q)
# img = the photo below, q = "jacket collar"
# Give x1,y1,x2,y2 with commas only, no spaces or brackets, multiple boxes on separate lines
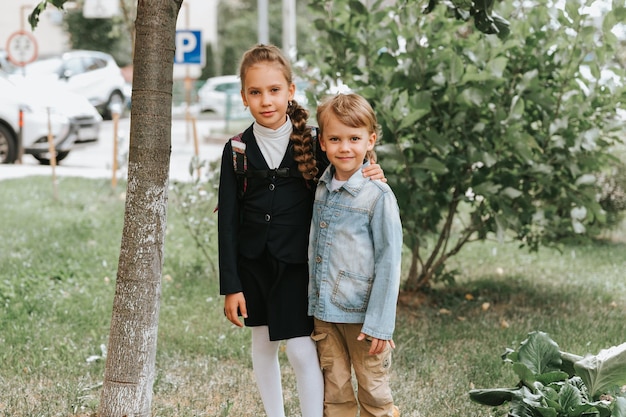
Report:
319,161,370,197
243,125,294,170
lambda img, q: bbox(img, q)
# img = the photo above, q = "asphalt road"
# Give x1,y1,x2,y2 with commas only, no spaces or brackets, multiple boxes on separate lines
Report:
0,112,243,183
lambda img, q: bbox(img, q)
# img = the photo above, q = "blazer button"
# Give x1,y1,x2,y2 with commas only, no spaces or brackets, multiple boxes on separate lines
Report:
265,214,271,222
320,221,327,228
315,255,322,263
269,184,275,191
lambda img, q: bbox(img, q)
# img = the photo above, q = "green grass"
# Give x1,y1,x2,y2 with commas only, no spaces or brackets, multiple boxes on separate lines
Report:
1,177,625,417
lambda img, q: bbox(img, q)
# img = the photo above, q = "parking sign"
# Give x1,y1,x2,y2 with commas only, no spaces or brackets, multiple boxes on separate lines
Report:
174,30,203,65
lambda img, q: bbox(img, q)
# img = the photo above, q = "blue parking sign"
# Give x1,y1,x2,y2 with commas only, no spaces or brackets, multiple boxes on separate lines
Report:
175,30,203,64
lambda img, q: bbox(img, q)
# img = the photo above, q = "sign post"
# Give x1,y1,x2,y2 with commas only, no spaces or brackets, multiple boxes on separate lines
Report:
6,30,38,163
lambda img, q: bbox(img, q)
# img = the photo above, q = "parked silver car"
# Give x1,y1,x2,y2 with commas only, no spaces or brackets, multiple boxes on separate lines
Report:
0,72,102,164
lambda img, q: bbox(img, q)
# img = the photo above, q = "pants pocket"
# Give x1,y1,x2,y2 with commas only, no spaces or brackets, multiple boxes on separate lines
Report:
311,327,334,369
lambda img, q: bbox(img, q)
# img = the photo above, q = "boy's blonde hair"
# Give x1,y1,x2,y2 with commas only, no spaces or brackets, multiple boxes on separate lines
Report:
239,44,318,179
316,93,379,162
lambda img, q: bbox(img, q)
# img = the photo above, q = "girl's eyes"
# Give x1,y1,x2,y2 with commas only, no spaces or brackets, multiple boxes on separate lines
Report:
248,88,281,95
350,136,361,142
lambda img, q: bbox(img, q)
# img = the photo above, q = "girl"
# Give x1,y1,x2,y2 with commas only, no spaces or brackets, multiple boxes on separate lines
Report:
217,44,384,417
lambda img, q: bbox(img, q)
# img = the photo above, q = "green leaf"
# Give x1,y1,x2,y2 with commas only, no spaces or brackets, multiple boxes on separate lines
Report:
398,108,431,130
348,0,368,14
508,95,525,121
449,53,464,84
377,52,398,68
517,331,562,375
473,181,501,196
513,362,537,387
416,157,449,174
535,406,558,417
501,187,523,200
558,382,584,414
488,56,508,78
469,388,519,406
573,342,626,398
28,2,48,29
613,397,626,417
459,88,485,106
536,370,569,385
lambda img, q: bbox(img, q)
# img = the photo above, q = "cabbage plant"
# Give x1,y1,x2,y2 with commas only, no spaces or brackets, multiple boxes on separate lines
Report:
469,331,626,417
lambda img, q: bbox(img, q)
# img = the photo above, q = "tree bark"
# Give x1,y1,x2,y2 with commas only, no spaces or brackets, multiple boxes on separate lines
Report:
99,1,183,415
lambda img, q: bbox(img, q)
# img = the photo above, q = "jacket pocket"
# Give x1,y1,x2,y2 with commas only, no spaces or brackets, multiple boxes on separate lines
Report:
331,270,372,312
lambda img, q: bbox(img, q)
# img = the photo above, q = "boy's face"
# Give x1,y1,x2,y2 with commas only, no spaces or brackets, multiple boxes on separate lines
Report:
240,62,295,130
319,113,376,181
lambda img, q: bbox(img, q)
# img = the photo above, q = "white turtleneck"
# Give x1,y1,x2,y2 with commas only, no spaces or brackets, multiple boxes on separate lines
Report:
253,117,292,169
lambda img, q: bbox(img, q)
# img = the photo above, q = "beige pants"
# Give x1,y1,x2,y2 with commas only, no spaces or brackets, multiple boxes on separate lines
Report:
312,319,396,417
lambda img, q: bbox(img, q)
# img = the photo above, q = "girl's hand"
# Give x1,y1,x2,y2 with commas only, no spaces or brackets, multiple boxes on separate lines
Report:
357,333,396,355
224,292,248,327
362,163,387,182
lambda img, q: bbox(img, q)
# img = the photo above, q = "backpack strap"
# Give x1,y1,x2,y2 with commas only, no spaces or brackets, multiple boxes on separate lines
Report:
229,126,319,200
230,133,247,199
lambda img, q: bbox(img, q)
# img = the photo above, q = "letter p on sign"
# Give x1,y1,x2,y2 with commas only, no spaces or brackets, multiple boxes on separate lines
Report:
174,30,203,64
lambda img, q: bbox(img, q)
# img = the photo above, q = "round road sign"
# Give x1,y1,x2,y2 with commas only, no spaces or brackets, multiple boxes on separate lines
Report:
6,30,38,67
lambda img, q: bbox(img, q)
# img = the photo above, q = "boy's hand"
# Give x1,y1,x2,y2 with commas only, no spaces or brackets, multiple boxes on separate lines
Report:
224,292,248,327
357,332,396,355
362,163,387,182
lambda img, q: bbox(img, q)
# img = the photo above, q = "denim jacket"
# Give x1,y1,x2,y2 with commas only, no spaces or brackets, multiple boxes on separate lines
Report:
308,162,403,340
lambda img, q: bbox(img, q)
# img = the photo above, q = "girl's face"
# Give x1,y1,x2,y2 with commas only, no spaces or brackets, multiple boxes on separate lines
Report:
240,62,295,130
319,113,376,181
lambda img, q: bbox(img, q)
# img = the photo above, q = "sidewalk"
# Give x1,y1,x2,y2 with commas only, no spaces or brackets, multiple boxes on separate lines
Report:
1,112,242,183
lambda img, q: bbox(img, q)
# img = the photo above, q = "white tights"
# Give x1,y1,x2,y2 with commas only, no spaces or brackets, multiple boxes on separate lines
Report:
251,326,324,417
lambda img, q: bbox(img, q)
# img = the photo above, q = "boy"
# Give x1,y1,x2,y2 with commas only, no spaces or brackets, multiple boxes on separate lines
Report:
308,93,403,417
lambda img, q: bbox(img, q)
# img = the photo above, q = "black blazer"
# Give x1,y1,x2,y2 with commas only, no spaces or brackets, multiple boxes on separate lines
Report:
218,125,328,295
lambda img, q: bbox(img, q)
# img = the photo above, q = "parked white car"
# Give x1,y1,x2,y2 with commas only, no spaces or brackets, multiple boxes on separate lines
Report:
197,75,249,119
197,75,311,117
0,72,102,164
14,50,127,120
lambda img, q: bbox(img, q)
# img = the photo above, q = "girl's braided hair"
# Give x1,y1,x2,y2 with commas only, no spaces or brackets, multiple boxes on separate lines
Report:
239,44,318,180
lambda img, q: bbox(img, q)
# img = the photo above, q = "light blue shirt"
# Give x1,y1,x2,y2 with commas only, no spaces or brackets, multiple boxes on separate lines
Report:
308,162,403,340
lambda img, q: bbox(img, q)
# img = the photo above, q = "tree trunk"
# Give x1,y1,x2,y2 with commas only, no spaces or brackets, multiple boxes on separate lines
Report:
405,242,421,291
99,1,183,416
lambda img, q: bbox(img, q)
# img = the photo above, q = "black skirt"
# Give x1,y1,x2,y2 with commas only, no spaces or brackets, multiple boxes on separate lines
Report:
238,249,313,341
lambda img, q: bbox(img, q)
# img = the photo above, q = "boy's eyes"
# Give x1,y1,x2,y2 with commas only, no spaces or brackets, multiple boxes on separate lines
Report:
328,136,361,142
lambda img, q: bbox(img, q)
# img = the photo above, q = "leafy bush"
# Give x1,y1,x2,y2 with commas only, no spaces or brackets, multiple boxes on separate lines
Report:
303,0,626,290
469,331,626,417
